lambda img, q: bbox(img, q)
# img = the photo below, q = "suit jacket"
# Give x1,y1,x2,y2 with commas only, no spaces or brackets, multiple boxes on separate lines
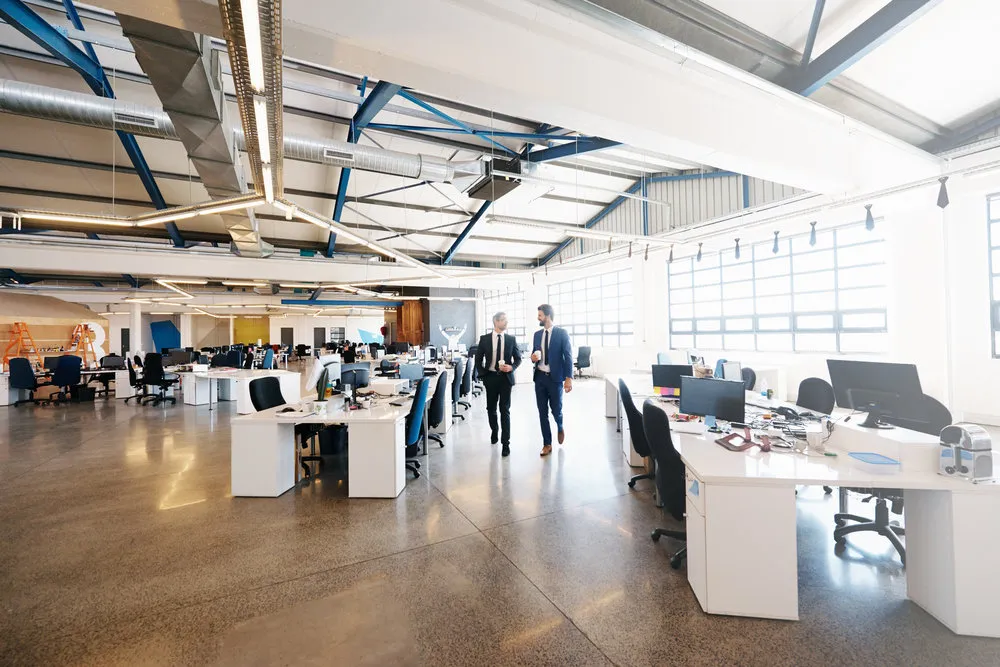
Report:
532,326,573,383
475,332,522,386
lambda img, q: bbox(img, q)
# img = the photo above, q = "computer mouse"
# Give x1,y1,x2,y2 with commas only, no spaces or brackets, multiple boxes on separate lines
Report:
279,407,295,413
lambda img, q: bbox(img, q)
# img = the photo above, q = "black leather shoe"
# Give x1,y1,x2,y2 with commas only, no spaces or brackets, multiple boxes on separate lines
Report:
491,431,499,445
501,444,510,457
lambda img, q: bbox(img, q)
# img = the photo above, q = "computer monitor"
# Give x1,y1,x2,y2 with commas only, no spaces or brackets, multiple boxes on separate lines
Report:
43,356,61,371
651,364,694,397
826,359,923,427
679,376,746,424
722,361,743,382
341,367,370,390
427,347,437,361
399,363,424,387
687,349,705,366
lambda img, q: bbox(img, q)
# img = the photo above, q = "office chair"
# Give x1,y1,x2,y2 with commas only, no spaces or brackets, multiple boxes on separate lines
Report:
210,353,227,368
796,378,835,414
451,357,466,421
198,354,209,364
459,358,473,410
467,346,483,397
89,354,123,399
427,371,449,448
261,348,274,370
656,352,672,365
50,355,83,404
225,350,240,368
294,344,308,360
243,350,255,369
123,358,147,404
248,376,331,480
377,358,399,378
141,353,178,406
741,367,757,392
9,357,54,406
619,379,654,489
574,346,592,378
404,377,431,478
832,396,952,565
642,399,688,569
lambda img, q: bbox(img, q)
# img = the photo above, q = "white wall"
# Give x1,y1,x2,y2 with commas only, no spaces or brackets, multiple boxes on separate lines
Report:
268,314,386,349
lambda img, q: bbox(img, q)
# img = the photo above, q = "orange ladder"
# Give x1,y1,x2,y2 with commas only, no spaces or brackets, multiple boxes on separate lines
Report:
68,323,96,368
2,322,43,371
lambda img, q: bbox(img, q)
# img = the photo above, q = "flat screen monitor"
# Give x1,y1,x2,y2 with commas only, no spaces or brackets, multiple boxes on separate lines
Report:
651,364,694,397
395,342,410,354
687,349,705,366
722,361,743,382
43,356,61,371
826,359,923,413
399,363,424,383
679,376,746,423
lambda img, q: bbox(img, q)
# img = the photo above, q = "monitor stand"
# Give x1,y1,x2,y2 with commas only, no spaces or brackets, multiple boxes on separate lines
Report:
859,404,895,430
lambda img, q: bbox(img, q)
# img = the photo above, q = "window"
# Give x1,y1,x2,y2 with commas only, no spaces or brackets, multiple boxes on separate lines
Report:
481,289,526,341
667,222,887,353
989,194,1000,357
328,327,345,343
547,269,633,347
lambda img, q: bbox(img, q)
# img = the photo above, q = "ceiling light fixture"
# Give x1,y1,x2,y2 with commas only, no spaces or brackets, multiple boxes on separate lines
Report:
221,281,268,286
19,212,132,227
937,177,950,209
734,238,740,260
197,199,266,216
772,231,780,254
279,283,317,288
154,279,195,299
696,242,703,262
253,96,270,164
865,204,875,231
239,0,266,92
261,165,274,203
809,222,817,246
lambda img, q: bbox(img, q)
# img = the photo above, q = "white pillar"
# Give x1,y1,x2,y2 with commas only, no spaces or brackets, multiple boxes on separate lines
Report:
228,316,235,345
129,301,142,357
179,313,194,349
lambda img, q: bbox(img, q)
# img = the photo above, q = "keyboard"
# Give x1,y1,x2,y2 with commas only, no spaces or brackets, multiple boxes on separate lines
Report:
670,420,706,435
390,397,409,406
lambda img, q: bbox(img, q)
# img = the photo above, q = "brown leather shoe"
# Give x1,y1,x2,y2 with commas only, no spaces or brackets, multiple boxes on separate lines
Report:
540,445,553,457
557,429,565,444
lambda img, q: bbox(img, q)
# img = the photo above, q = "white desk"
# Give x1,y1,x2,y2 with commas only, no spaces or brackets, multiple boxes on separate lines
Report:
178,369,300,414
230,401,409,498
605,373,657,467
668,409,1000,637
1,368,131,404
368,378,409,395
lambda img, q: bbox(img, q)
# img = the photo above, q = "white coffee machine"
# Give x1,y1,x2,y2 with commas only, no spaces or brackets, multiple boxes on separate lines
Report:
939,424,993,482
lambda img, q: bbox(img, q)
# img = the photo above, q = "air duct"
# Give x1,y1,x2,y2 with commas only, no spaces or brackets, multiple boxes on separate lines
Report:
118,18,272,258
0,80,484,184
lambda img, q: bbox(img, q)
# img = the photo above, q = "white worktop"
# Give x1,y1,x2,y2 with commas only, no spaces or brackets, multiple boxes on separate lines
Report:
233,400,410,424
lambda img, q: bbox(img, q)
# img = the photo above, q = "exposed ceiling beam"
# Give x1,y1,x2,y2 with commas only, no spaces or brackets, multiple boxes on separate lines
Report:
923,106,1000,154
443,200,491,264
778,0,944,96
526,137,621,163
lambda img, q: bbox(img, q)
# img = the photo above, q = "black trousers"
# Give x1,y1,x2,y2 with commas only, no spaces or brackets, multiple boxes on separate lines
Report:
483,372,512,445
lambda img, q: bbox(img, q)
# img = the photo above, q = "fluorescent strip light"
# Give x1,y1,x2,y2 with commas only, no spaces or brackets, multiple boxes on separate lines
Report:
221,281,268,286
20,212,133,227
253,96,270,164
198,199,266,216
262,165,274,203
154,279,194,299
159,279,208,285
279,283,317,288
150,312,176,315
239,0,266,93
124,298,153,303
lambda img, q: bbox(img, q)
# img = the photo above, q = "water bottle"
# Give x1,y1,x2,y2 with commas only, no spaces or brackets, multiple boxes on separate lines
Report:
760,378,769,399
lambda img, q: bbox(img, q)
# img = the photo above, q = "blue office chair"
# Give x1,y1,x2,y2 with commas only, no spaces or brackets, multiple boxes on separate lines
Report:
9,357,54,406
657,352,672,365
713,358,728,379
50,355,82,404
427,371,449,448
262,348,274,369
404,377,431,478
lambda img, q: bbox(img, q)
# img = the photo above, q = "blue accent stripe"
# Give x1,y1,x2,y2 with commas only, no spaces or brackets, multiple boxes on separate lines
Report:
443,200,492,264
742,174,750,208
398,90,517,156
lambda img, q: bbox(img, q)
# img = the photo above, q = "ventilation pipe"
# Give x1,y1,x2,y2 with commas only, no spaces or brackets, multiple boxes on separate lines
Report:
0,80,484,183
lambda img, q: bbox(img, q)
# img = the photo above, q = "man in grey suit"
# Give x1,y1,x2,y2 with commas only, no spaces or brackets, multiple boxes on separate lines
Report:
474,312,522,457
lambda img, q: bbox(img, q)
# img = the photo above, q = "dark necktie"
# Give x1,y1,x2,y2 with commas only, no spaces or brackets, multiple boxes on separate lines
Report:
495,334,501,371
542,330,549,366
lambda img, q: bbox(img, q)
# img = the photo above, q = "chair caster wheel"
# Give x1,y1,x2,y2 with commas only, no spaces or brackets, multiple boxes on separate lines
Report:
413,461,421,469
628,480,636,489
669,557,683,570
650,531,661,542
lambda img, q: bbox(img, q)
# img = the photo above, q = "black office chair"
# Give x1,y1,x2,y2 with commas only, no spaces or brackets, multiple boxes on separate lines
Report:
451,357,466,422
50,355,83,404
642,399,688,569
796,377,835,414
404,378,431,478
833,396,953,566
377,358,399,378
141,353,178,405
574,346,592,378
210,353,226,368
249,376,331,480
123,358,146,404
467,346,483,397
225,350,240,367
427,371,449,448
459,358,472,410
619,379,654,489
242,350,254,369
741,367,757,392
89,354,123,399
8,357,54,406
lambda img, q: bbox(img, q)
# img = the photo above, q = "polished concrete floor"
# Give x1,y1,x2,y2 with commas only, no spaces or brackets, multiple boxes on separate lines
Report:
2,370,999,666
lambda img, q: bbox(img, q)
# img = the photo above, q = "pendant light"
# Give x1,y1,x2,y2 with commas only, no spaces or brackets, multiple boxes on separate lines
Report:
865,204,875,231
696,242,703,262
734,238,741,260
937,177,950,209
809,221,817,246
772,231,780,254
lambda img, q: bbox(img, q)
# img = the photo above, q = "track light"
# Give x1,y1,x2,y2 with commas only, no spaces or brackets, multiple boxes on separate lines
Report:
628,243,633,258
696,243,703,262
607,238,613,254
253,96,270,164
262,165,274,203
865,204,875,231
734,238,740,260
937,176,950,209
809,221,817,246
772,231,779,254
668,245,674,263
644,244,649,261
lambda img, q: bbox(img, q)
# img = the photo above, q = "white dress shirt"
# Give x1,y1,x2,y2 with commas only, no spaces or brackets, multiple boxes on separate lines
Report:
491,331,505,371
537,324,553,373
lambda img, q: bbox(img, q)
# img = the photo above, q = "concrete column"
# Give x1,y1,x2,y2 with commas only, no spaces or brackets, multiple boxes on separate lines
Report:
129,301,142,357
228,316,235,345
179,313,194,349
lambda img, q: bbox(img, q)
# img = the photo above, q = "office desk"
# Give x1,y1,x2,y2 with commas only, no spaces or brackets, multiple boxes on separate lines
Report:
1,369,131,404
230,401,409,498
605,373,656,467
177,369,300,413
666,408,1000,637
367,378,409,395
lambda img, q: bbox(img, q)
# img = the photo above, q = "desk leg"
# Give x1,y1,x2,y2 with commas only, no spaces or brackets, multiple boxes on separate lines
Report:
906,490,1000,637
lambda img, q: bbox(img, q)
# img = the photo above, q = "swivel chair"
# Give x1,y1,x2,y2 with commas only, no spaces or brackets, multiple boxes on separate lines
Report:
451,357,466,422
404,377,431,478
123,358,146,404
741,367,757,392
261,348,274,370
619,379,654,489
8,357,54,406
141,353,178,405
574,346,592,378
796,378,835,414
427,371,448,448
642,399,688,569
458,358,473,410
50,355,82,405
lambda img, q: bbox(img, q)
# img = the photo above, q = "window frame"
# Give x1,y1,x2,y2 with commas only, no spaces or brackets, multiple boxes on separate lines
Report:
988,193,1000,358
547,268,633,348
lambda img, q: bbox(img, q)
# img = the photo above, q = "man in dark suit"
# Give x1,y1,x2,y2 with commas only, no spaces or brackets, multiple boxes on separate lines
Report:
475,312,521,457
530,304,573,457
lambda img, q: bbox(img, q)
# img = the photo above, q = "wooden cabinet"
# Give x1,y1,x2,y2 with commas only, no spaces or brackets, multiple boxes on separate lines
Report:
397,300,426,346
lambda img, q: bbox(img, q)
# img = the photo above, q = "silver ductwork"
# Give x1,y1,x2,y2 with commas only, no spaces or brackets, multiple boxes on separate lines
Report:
0,79,484,183
118,17,272,258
